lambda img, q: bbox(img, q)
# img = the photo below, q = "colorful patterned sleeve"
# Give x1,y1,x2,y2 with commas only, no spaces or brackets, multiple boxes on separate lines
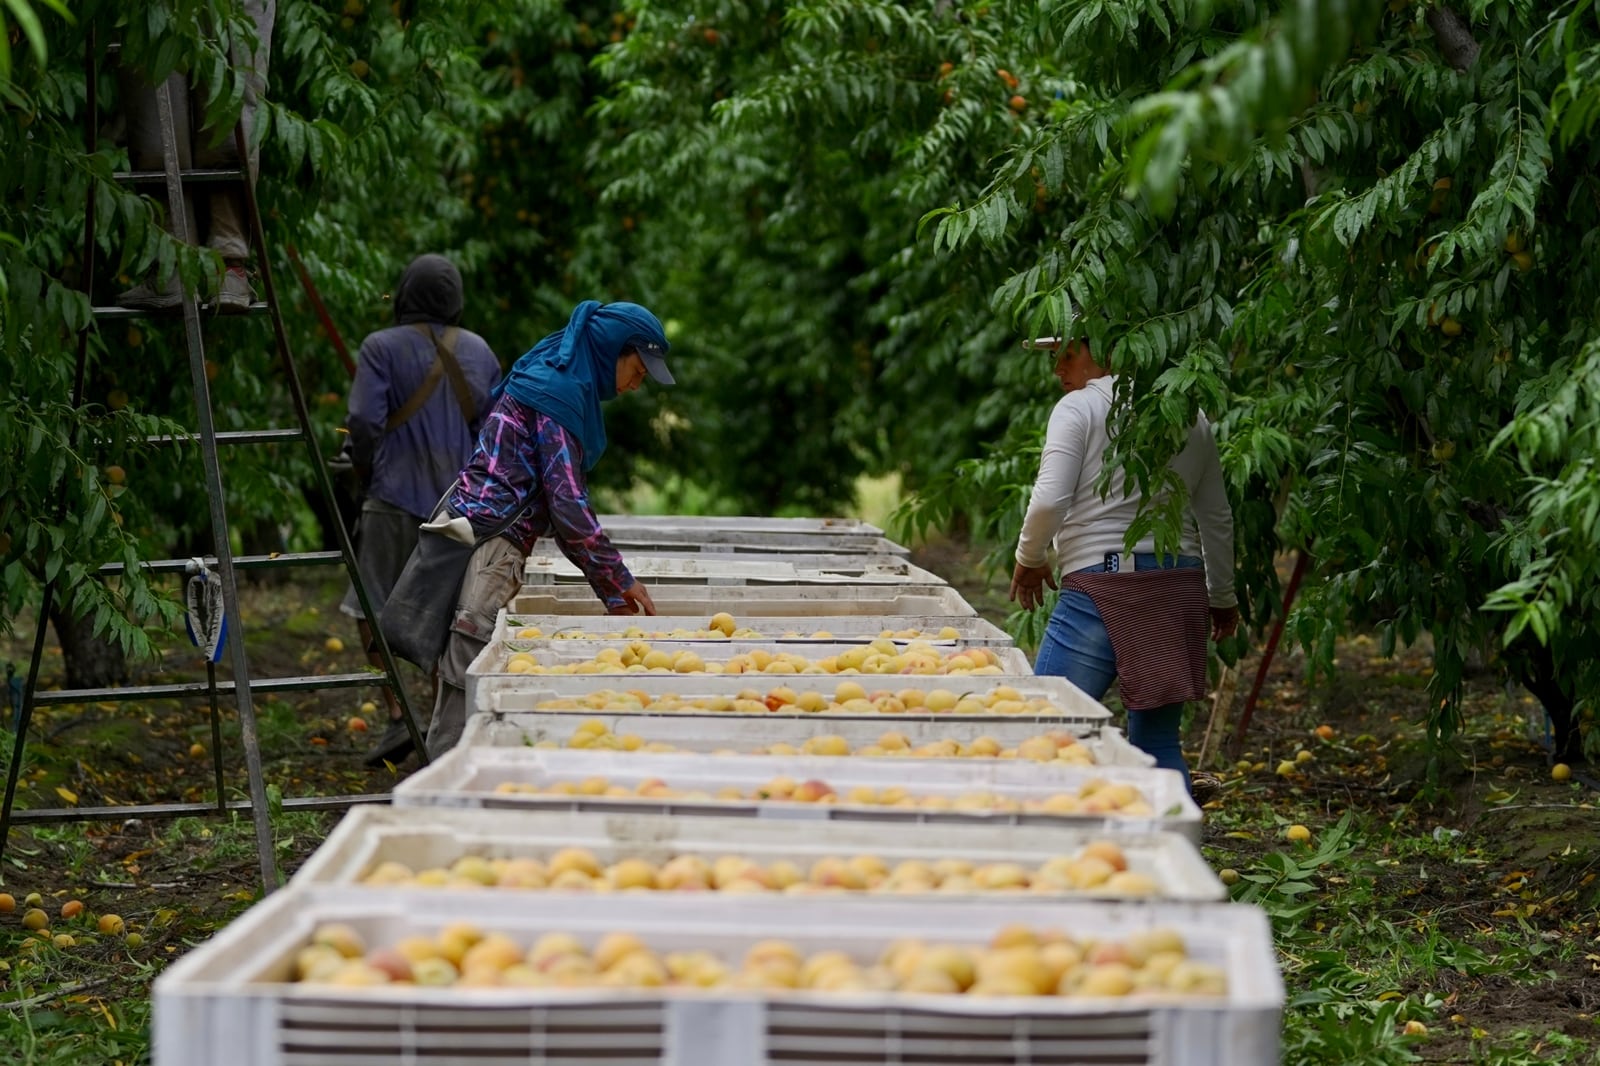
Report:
533,415,634,608
448,403,542,549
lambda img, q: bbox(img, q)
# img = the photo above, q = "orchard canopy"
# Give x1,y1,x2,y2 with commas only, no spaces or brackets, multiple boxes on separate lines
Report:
1,0,1597,756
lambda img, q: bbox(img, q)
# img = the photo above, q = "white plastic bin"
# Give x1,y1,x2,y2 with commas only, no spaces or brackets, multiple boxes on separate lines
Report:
528,548,920,572
494,611,1015,646
524,554,948,588
457,710,1152,768
569,528,910,555
506,586,977,617
476,638,1033,676
290,807,1224,900
599,514,886,537
392,748,1201,842
470,668,1109,723
153,891,1281,1066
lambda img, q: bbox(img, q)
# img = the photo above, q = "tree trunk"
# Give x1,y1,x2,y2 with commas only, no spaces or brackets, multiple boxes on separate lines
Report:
1510,640,1581,764
47,597,129,690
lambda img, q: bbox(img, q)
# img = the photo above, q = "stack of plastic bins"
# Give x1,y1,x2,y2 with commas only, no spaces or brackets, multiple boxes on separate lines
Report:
149,515,1285,1066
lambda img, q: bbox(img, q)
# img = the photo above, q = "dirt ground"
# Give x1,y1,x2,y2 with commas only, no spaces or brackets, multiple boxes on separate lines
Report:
0,540,1596,1064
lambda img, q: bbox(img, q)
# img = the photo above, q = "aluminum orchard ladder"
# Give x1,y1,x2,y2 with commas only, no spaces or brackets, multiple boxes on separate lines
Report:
0,29,428,893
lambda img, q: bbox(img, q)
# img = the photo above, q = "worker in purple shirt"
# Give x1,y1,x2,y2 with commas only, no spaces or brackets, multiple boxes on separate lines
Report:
340,254,502,767
424,300,670,757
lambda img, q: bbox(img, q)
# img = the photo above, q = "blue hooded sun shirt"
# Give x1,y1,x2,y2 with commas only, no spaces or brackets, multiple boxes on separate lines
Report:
495,301,669,471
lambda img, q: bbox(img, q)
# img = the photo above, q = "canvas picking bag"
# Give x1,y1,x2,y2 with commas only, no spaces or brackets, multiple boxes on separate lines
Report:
379,505,521,669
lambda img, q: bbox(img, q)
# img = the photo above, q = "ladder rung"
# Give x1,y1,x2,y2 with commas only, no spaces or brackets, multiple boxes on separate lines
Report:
91,301,270,319
113,167,245,184
97,551,344,576
7,793,392,824
31,672,392,706
144,429,305,447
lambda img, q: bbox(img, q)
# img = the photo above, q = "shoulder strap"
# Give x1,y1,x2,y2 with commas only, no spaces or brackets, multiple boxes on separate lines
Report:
417,323,476,425
384,325,475,432
384,359,444,432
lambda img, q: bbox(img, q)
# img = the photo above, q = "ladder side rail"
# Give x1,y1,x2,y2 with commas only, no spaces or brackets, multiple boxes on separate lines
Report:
155,76,280,892
231,120,431,770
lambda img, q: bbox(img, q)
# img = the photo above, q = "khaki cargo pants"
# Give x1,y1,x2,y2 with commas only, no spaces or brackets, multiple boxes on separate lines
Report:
425,534,524,758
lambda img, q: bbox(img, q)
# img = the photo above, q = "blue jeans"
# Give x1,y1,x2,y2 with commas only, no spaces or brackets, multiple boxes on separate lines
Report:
1034,554,1201,792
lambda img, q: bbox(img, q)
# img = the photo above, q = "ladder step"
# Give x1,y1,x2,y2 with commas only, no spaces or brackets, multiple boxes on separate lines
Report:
113,167,245,185
144,429,305,447
91,301,270,319
7,793,392,825
97,551,344,576
31,672,392,706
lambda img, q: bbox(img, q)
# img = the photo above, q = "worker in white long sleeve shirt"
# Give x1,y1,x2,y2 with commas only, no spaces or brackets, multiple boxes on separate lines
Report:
1009,338,1239,793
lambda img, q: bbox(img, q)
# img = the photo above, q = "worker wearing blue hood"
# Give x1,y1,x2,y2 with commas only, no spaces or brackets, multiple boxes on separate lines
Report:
419,300,674,756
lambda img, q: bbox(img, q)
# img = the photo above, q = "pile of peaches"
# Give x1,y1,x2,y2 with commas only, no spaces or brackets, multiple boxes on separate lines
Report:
357,840,1160,897
489,774,1153,816
550,720,1098,763
530,683,1064,717
293,921,1227,998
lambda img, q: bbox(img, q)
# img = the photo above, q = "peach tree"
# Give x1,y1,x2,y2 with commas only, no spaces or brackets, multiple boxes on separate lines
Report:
0,0,621,680
906,0,1600,761
588,0,1599,760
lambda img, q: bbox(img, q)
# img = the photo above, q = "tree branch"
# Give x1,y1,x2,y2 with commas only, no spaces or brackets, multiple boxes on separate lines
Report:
1426,6,1481,72
1,978,111,1012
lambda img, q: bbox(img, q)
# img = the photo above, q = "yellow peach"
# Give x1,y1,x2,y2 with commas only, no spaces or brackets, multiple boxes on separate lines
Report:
805,734,850,756
834,680,868,703
918,945,976,989
901,967,961,994
527,932,586,966
968,736,1003,757
791,779,835,803
311,923,366,959
973,862,1031,890
746,939,803,969
968,975,1042,997
794,690,829,712
449,855,498,886
295,944,346,981
548,847,602,878
607,858,658,891
1079,962,1136,996
593,932,648,972
1105,871,1159,895
798,950,858,988
461,934,523,974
